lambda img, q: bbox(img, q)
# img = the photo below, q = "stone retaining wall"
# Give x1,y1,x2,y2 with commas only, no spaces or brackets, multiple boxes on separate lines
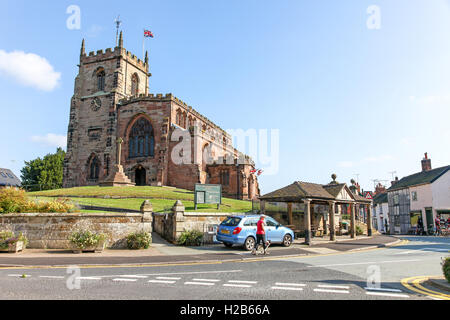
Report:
153,201,236,244
0,202,153,249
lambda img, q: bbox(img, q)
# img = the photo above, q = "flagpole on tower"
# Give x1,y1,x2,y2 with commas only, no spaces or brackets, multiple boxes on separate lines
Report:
143,28,145,60
115,15,122,46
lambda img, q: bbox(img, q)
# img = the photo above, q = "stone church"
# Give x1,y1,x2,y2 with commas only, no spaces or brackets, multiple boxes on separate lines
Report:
63,32,260,200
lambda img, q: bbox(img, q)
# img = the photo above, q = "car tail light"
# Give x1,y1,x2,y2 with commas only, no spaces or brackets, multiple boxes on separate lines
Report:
233,227,242,235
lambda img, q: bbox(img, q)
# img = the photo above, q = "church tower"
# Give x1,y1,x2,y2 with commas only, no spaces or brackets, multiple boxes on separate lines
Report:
63,33,150,187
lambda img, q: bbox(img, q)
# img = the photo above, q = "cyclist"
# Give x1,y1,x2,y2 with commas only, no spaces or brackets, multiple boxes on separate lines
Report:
252,215,268,255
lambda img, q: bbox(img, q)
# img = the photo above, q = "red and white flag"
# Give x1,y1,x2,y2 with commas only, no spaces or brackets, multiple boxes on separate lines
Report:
144,30,154,38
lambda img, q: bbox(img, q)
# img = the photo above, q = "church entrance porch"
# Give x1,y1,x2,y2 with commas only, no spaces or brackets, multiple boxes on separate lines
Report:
135,166,147,186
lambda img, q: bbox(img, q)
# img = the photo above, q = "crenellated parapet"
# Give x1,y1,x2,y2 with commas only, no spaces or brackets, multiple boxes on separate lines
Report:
118,93,231,137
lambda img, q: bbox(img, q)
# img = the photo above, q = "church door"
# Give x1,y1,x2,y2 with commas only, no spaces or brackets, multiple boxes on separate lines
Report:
135,167,147,186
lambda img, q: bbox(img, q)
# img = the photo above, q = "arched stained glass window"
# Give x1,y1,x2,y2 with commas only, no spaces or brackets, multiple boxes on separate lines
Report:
128,117,155,158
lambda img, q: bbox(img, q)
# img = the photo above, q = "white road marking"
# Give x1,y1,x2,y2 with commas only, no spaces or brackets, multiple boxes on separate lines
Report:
148,280,176,284
101,270,242,278
318,285,350,289
192,279,221,282
184,282,215,286
275,282,306,287
307,259,422,268
76,277,101,280
223,284,252,288
113,278,137,282
314,288,350,294
39,276,65,279
394,251,417,255
272,286,304,291
422,248,449,252
228,280,257,284
364,287,403,293
119,275,148,279
365,291,409,298
395,248,449,255
156,277,181,280
8,274,31,277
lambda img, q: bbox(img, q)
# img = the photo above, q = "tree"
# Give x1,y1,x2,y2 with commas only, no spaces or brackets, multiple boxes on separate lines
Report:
21,148,66,191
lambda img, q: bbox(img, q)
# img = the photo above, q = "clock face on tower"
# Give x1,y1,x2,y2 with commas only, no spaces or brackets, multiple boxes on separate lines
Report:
91,97,102,111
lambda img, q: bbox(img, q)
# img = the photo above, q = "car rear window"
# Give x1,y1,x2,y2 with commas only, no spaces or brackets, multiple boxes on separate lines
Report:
221,217,242,227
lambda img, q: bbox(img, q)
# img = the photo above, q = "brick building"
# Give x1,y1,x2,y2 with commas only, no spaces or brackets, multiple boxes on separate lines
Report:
63,33,260,200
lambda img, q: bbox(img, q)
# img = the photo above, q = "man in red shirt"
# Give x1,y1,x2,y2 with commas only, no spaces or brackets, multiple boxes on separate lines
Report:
252,215,268,255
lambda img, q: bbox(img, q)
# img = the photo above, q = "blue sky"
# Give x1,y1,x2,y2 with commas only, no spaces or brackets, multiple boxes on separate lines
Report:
1,0,450,194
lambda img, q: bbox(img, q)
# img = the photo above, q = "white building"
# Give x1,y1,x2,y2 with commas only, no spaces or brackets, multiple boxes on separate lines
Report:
387,153,450,234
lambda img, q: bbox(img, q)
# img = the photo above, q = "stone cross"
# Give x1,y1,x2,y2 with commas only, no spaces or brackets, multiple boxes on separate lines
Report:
117,137,123,166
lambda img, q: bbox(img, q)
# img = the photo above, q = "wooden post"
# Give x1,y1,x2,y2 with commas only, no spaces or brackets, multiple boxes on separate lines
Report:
329,201,336,241
288,202,293,226
304,199,312,245
351,202,357,239
367,204,373,236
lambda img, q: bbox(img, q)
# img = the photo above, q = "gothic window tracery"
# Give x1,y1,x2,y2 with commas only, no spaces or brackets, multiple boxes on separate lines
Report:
96,68,105,92
88,156,100,180
131,73,139,96
128,117,155,158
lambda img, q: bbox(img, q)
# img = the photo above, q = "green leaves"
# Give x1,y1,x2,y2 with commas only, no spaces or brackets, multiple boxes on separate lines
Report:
68,230,106,249
126,231,152,250
177,230,203,246
21,148,66,191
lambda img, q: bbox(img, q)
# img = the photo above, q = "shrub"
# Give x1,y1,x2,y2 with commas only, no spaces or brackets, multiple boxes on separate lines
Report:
177,230,203,246
0,231,28,250
0,189,27,213
356,225,364,236
68,230,106,249
126,231,152,250
442,257,450,283
0,189,74,214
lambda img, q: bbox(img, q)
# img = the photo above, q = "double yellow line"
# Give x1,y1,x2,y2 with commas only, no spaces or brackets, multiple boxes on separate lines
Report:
401,276,450,300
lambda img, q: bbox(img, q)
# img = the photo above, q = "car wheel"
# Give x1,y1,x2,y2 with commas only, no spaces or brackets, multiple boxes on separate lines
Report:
244,237,255,251
282,234,292,247
224,242,233,248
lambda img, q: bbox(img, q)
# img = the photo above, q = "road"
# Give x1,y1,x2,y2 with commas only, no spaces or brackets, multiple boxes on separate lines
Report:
0,236,448,300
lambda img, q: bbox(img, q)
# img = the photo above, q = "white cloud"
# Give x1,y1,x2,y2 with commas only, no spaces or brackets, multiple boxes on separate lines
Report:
31,134,67,149
0,50,61,91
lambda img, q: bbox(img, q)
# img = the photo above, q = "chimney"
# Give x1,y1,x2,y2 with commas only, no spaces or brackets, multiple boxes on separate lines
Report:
421,152,432,172
391,176,399,187
375,183,386,195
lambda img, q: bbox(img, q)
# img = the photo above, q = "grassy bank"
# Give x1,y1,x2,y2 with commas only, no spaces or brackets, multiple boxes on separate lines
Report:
28,186,253,213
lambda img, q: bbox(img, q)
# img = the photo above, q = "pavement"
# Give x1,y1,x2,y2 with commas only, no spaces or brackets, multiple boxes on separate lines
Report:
0,234,400,267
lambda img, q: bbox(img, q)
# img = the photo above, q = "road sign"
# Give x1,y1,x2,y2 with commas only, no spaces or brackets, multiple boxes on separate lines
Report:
194,184,222,210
